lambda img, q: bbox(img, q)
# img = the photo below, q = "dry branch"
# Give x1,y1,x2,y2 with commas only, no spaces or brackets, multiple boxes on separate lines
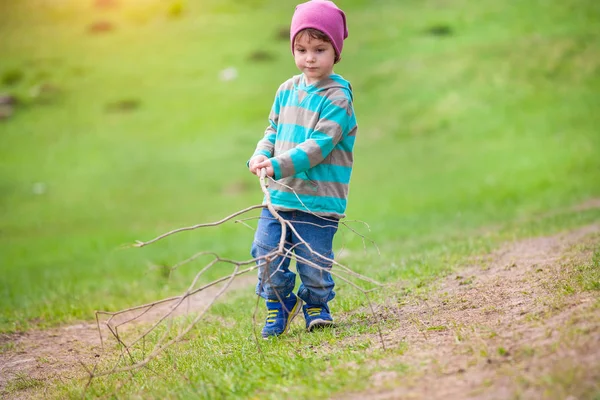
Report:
87,168,383,388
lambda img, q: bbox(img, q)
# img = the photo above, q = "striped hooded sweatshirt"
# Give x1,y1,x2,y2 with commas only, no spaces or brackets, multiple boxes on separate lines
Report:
251,73,357,218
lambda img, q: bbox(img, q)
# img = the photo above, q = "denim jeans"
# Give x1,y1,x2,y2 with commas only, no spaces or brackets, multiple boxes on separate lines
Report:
251,208,339,306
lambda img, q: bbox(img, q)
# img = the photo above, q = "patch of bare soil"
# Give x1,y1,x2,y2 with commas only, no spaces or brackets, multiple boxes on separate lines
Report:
2,223,599,399
344,224,600,400
0,274,255,399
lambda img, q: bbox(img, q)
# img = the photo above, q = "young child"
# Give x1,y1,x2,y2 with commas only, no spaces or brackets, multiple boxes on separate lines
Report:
248,0,357,339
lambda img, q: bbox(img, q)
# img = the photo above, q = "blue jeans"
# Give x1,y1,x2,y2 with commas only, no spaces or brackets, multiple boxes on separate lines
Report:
251,208,339,306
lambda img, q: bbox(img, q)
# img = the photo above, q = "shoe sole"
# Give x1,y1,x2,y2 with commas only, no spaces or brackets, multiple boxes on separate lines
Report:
307,318,334,332
262,298,302,340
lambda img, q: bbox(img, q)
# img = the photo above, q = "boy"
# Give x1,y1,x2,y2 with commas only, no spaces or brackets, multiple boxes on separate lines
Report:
248,0,357,339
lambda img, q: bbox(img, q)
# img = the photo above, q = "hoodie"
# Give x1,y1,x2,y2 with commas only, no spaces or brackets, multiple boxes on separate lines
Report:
251,73,357,218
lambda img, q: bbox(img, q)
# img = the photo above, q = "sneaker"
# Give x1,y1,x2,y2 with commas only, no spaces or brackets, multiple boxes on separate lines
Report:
303,304,334,331
261,293,302,339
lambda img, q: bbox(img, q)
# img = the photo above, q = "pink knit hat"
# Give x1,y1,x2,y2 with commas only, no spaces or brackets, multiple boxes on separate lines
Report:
290,0,348,60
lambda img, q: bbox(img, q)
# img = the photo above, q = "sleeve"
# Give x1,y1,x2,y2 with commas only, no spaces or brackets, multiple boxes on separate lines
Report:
270,96,351,180
248,92,279,163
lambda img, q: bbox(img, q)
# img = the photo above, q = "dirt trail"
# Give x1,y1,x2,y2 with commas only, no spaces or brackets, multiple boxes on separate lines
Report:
1,224,599,399
342,224,600,399
0,274,256,398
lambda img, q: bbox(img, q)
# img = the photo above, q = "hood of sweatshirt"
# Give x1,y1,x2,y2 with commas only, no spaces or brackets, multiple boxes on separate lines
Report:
293,73,354,102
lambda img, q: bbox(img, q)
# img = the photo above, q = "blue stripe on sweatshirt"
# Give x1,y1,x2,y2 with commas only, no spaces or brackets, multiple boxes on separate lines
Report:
268,190,347,214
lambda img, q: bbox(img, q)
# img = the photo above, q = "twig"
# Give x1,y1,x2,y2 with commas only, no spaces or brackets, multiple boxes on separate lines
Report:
90,167,384,385
134,205,265,247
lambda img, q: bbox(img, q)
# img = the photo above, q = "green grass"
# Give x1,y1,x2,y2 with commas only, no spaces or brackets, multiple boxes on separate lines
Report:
67,318,395,399
5,373,43,393
1,0,599,398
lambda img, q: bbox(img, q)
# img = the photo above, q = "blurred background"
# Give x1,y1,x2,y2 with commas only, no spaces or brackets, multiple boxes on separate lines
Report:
1,0,599,332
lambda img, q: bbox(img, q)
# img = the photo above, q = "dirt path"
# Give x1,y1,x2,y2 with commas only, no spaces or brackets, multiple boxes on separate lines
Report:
0,274,256,399
342,224,600,399
1,224,599,399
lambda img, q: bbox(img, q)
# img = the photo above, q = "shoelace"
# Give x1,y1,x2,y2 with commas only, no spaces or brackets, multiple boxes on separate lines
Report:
266,296,294,323
307,307,322,316
266,309,279,323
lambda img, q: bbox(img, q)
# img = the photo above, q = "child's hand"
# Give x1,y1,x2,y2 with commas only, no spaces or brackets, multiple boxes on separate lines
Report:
249,155,273,177
249,156,274,177
249,155,267,175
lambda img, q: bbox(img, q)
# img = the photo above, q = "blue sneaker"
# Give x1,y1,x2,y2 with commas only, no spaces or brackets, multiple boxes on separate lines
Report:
303,304,334,331
261,293,302,339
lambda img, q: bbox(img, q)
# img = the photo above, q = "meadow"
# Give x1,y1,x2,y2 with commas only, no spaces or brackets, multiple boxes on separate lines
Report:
1,0,599,398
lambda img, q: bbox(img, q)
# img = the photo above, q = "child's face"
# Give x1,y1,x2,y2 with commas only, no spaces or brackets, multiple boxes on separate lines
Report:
293,33,336,85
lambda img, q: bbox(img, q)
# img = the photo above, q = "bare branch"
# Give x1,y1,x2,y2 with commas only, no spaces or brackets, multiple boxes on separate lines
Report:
134,204,265,247
89,167,384,387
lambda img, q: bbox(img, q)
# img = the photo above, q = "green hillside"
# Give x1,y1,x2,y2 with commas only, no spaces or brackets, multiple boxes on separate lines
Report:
1,0,599,398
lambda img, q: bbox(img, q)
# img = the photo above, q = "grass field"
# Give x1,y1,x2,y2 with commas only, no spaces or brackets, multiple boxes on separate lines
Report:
1,0,599,398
